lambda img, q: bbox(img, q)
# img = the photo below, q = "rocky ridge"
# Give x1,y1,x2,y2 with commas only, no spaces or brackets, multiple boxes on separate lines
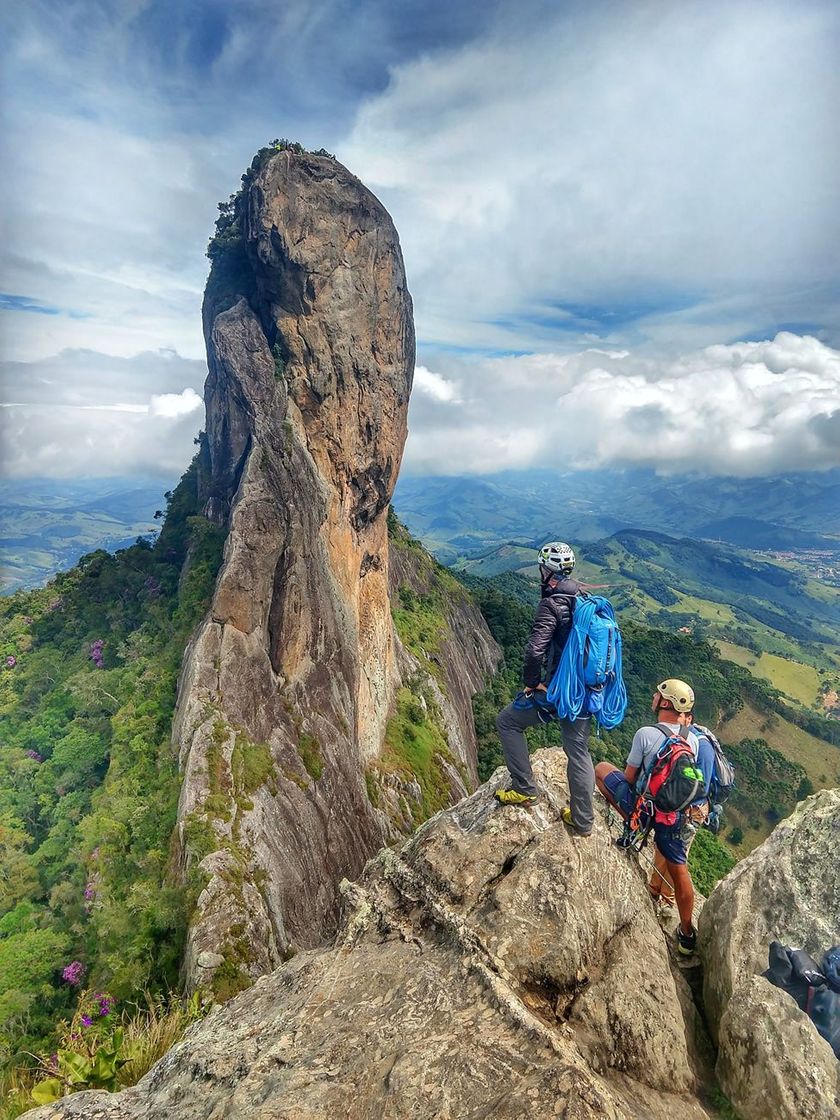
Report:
172,147,499,996
28,752,715,1120
27,759,840,1120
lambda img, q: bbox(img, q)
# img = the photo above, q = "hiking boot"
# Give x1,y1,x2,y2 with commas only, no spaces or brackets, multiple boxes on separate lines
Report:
561,807,592,837
676,925,698,956
494,788,538,807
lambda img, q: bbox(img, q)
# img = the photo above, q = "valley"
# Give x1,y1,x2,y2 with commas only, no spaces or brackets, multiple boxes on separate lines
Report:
454,529,840,721
0,479,167,594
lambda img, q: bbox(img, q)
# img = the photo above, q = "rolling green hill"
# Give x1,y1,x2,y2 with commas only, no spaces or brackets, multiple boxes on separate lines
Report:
0,479,169,594
395,467,840,561
456,530,840,720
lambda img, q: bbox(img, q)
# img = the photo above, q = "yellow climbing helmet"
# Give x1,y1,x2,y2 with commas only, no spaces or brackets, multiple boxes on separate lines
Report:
656,678,695,713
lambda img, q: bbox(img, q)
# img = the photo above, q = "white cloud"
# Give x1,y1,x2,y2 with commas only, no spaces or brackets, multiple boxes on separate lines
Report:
1,0,839,490
149,387,203,418
413,365,461,403
0,348,206,477
403,332,840,476
343,1,840,350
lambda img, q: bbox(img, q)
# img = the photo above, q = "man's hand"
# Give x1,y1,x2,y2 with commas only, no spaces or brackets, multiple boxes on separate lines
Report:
535,683,548,693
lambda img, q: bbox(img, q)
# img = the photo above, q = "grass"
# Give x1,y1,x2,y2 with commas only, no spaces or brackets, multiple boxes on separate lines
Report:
715,643,822,708
392,590,448,655
0,993,204,1119
375,687,455,825
231,734,275,799
298,733,323,781
718,700,840,849
664,592,739,625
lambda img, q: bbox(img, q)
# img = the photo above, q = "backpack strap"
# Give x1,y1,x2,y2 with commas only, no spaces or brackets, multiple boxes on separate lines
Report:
656,722,688,743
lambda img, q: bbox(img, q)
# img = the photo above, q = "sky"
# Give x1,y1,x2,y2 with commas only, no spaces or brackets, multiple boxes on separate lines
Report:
1,0,839,481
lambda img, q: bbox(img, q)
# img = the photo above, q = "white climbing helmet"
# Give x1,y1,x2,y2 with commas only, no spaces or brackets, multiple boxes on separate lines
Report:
538,541,576,575
656,678,695,713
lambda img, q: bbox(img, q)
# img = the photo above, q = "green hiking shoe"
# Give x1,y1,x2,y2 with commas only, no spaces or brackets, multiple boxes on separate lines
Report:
494,788,538,807
561,807,592,837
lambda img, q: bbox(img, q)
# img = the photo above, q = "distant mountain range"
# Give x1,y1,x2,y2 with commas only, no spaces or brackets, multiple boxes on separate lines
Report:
394,468,840,560
0,477,170,592
3,467,839,594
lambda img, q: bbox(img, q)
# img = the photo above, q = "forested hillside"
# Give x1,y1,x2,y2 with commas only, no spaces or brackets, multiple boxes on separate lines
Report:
0,454,224,1064
457,531,840,722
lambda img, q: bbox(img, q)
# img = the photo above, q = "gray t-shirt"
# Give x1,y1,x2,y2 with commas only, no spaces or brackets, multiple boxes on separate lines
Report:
627,723,700,783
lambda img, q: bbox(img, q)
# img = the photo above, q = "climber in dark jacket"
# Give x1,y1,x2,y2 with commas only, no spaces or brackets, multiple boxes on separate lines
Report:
494,541,594,835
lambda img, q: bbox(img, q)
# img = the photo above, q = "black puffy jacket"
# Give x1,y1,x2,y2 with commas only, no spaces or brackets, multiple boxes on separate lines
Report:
522,578,580,688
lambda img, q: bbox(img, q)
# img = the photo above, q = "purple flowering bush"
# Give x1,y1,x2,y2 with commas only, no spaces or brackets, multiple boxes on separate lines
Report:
62,961,86,986
27,990,204,1107
29,990,132,1103
89,639,105,669
5,655,17,669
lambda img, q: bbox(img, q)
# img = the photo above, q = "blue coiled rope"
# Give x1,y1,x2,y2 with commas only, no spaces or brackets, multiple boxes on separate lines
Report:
546,596,628,729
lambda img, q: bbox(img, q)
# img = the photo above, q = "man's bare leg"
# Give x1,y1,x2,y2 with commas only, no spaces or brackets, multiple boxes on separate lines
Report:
668,861,695,934
650,847,675,901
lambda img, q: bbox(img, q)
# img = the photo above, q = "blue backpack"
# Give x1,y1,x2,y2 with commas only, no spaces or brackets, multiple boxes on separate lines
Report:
693,725,735,832
546,594,627,729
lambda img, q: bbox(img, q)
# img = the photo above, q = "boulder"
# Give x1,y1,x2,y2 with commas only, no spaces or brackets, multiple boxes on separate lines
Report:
699,787,840,1119
717,975,840,1120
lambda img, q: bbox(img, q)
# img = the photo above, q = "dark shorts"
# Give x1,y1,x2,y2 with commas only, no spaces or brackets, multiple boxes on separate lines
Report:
653,820,688,865
603,770,636,817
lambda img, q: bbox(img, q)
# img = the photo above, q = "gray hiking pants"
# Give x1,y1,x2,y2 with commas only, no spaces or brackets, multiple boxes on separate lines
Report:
496,702,594,832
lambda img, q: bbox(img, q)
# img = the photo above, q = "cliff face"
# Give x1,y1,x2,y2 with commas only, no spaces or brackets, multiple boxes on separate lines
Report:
172,149,499,995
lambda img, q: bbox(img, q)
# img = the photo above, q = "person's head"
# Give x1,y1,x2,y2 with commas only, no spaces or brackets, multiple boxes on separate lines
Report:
651,678,695,724
538,540,575,585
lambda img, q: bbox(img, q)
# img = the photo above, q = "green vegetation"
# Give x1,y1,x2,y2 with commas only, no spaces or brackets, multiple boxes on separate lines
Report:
231,734,275,808
0,991,204,1118
688,830,736,896
376,686,457,826
388,510,469,687
714,642,822,707
271,343,286,382
0,454,225,1074
726,738,805,829
298,734,323,781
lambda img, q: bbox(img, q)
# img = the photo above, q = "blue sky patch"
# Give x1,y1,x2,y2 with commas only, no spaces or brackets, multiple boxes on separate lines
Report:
0,293,61,316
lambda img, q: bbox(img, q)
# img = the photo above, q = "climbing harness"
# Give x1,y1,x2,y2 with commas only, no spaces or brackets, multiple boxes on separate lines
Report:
602,800,675,896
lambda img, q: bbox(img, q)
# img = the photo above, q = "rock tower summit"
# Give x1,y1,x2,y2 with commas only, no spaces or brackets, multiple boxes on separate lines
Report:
171,146,423,991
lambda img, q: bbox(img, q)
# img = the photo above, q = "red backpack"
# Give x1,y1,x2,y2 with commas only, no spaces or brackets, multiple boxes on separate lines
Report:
640,725,705,824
